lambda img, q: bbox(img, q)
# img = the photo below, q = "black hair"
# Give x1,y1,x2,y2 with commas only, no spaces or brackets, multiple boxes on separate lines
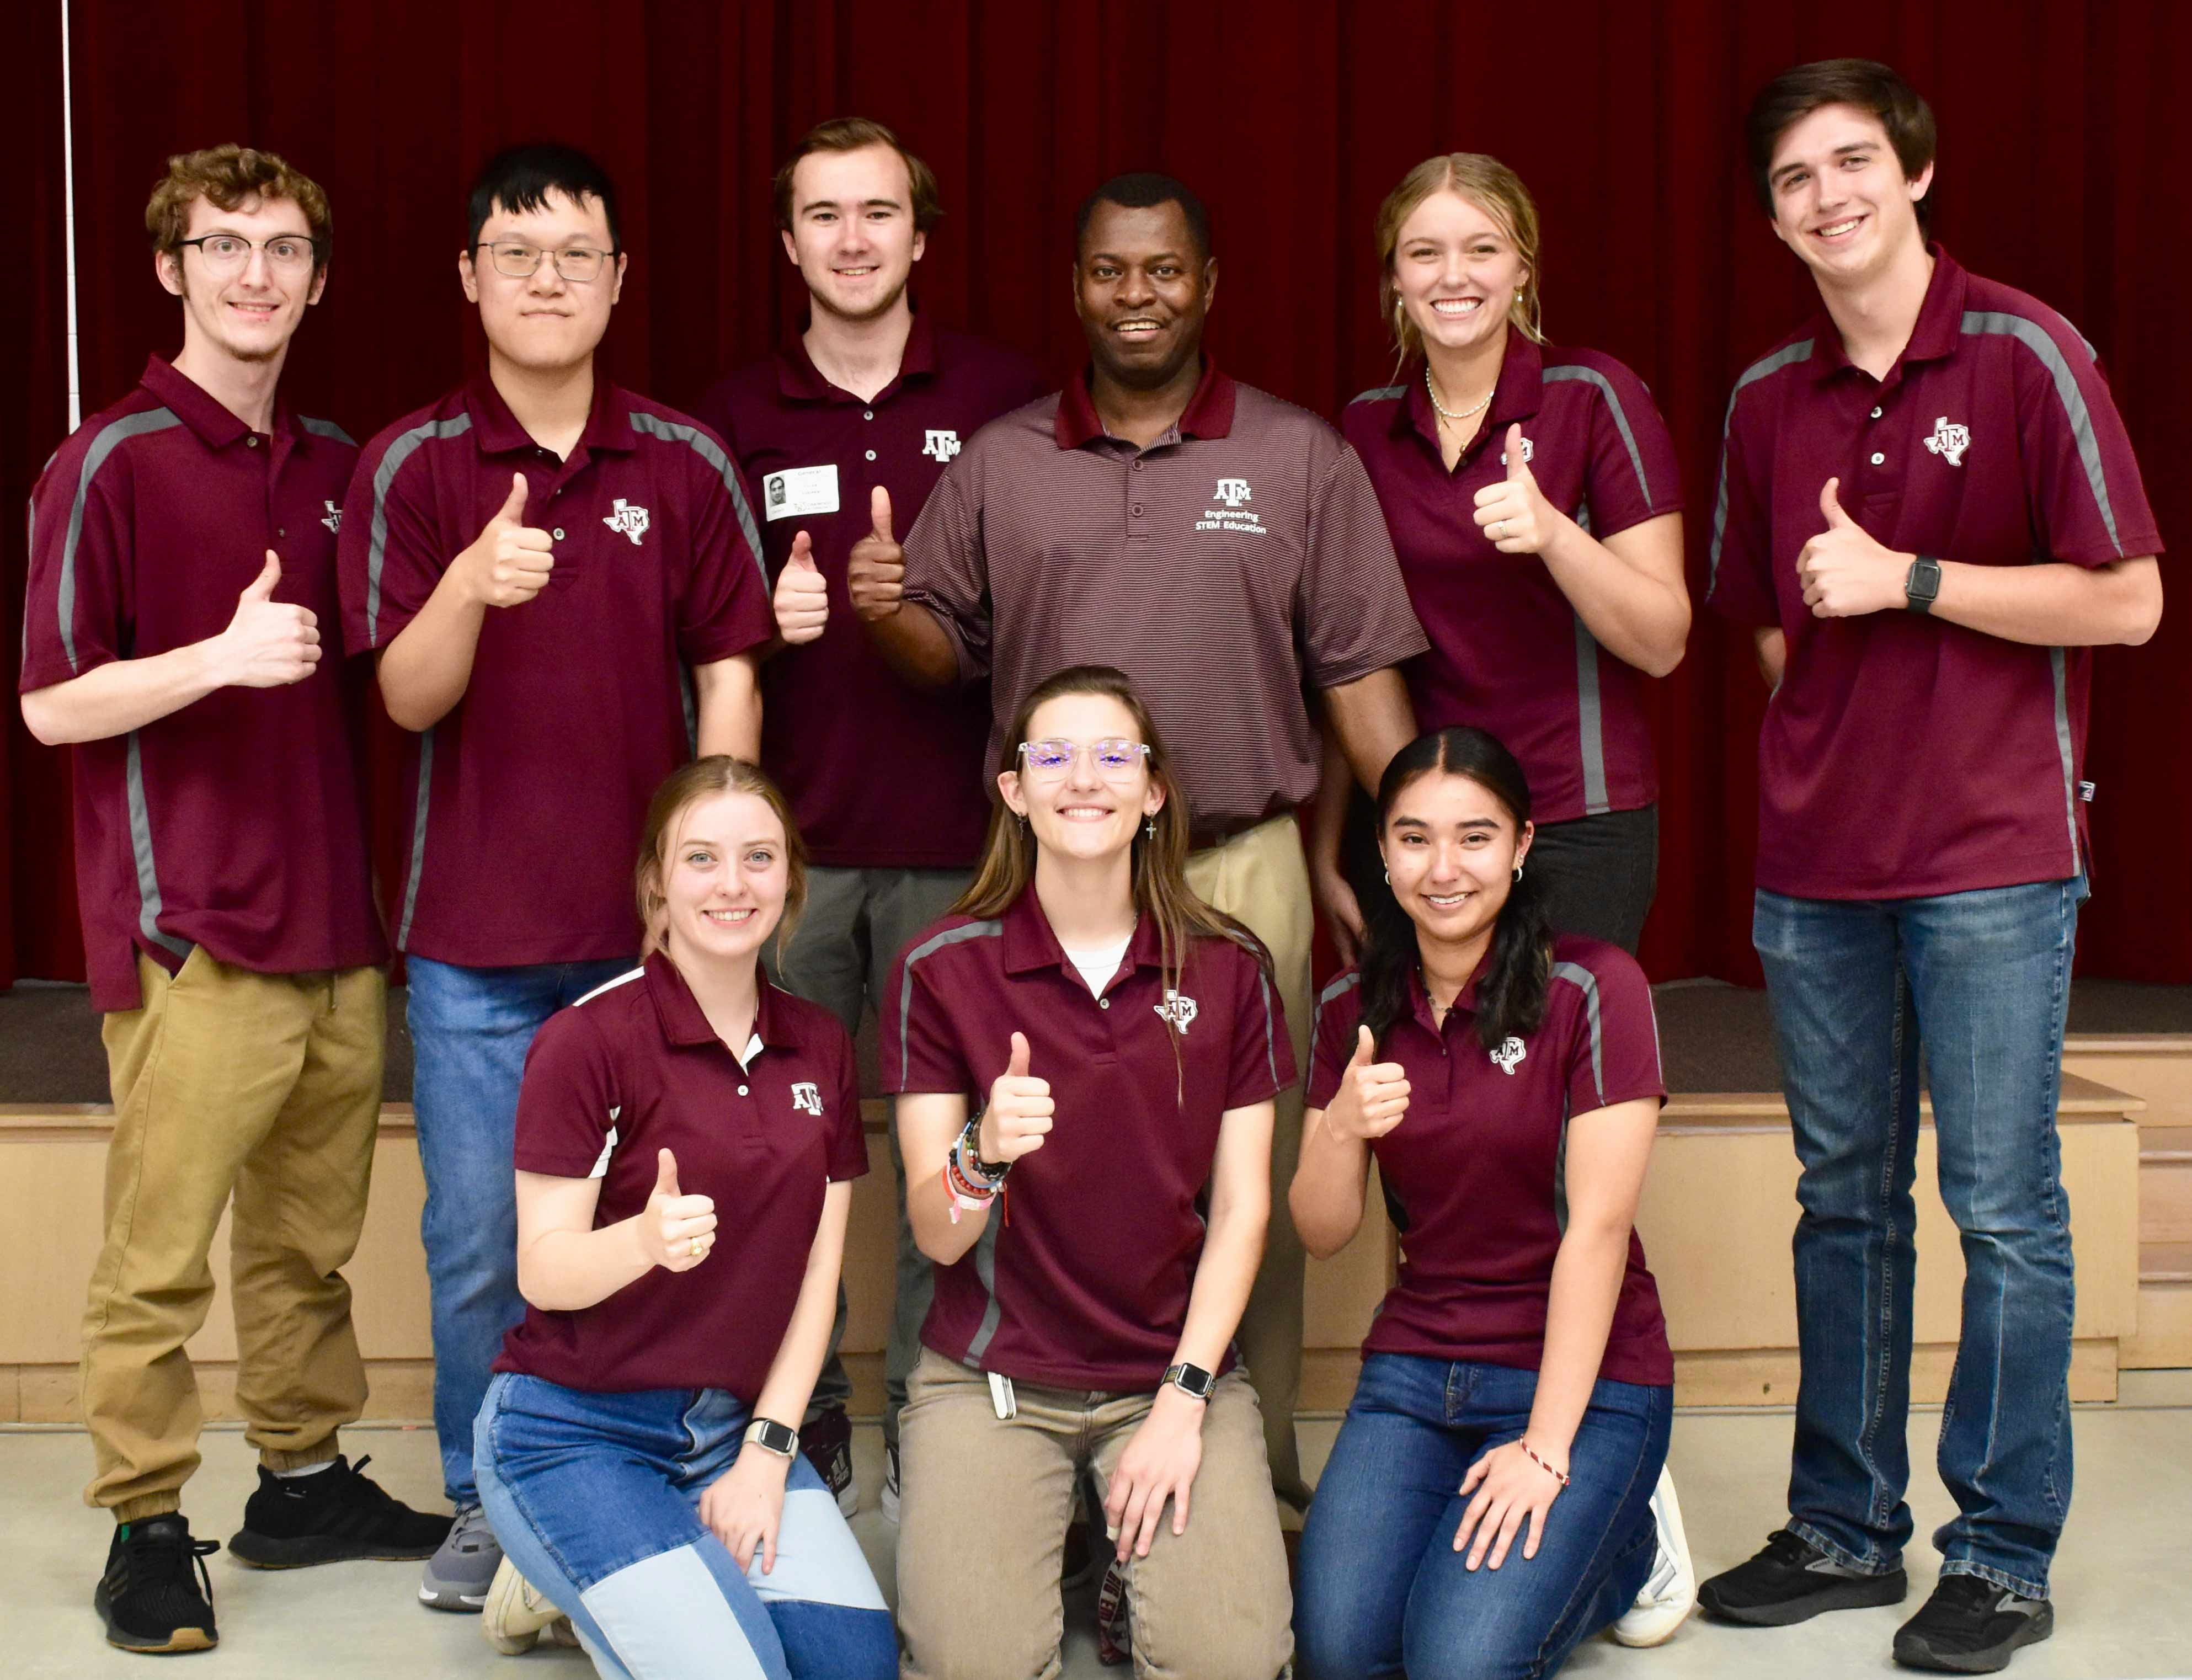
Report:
1074,172,1212,264
1357,727,1554,1055
466,142,622,252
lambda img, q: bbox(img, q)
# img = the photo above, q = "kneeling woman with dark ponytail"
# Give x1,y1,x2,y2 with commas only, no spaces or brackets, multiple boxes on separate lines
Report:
1290,727,1694,1680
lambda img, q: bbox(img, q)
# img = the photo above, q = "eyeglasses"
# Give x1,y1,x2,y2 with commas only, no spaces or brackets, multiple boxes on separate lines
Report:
1018,738,1152,782
175,233,320,274
472,242,618,282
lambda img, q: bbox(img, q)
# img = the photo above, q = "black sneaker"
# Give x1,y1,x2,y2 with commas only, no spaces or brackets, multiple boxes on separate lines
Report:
95,1514,220,1654
227,1454,452,1568
800,1406,858,1518
1894,1576,2054,1673
1697,1527,1908,1626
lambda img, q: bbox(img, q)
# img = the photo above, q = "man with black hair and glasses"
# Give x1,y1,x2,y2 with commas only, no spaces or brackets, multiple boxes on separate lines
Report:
849,170,1426,1520
339,142,770,1613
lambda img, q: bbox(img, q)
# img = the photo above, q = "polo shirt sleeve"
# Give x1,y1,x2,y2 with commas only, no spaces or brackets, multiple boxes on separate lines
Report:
338,433,449,653
2005,318,2163,568
1704,403,1780,626
1559,951,1667,1118
513,1008,623,1179
1298,441,1429,689
901,451,994,681
1303,974,1364,1112
881,945,973,1097
674,434,775,666
1576,360,1684,538
20,431,130,691
823,1022,870,1183
1223,938,1297,1107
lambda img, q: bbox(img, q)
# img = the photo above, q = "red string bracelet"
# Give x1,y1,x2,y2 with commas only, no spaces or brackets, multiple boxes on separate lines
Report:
1518,1438,1571,1489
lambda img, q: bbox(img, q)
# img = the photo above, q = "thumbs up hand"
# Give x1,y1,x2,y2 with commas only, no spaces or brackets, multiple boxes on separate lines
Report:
636,1147,718,1272
1471,424,1554,554
845,486,905,622
979,1031,1054,1165
772,529,829,643
217,549,323,688
456,471,556,609
1796,476,1909,618
1325,1025,1411,1143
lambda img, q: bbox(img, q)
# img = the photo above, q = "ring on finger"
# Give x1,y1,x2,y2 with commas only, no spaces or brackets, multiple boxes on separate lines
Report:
687,1235,703,1258
1491,519,1506,538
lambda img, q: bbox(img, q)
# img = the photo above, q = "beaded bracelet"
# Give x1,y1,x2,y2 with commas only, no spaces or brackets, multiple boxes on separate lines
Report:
1518,1438,1571,1489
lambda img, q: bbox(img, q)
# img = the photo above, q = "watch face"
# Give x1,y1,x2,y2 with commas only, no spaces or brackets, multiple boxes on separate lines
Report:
1171,1363,1215,1399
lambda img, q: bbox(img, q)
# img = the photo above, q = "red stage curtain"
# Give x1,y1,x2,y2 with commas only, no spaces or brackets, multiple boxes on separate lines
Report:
10,0,2188,990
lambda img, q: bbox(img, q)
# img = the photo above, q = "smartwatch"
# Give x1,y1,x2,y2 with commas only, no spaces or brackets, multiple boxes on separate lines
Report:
1904,554,1942,615
743,1417,799,1459
1162,1362,1217,1402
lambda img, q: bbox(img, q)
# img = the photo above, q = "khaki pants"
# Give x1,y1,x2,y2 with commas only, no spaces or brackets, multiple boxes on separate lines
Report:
1185,814,1314,1510
80,950,385,1519
897,1350,1292,1680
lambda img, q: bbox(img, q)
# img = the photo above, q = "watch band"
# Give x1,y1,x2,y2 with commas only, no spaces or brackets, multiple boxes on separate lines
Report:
1163,1362,1217,1401
1905,554,1942,614
743,1417,798,1458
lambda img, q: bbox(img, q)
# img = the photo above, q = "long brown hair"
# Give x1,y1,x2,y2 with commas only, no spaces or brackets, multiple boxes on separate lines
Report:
957,665,1271,1016
1374,152,1544,359
634,756,808,962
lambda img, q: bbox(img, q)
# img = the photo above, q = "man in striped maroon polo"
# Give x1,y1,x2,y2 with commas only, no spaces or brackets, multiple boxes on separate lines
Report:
844,171,1427,1510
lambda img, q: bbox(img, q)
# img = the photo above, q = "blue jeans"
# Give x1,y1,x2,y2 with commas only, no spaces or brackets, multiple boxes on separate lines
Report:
476,1373,894,1680
1754,878,2084,1601
1294,1354,1667,1680
407,954,632,1505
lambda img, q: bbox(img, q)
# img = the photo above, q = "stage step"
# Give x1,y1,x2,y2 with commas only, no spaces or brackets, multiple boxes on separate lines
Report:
2143,1127,2192,1246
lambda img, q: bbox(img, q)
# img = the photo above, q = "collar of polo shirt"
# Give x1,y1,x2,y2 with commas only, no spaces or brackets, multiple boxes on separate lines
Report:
642,950,809,1053
463,370,641,458
1053,355,1237,450
1805,242,1965,384
996,889,1164,979
1396,329,1542,455
778,306,939,403
142,354,305,450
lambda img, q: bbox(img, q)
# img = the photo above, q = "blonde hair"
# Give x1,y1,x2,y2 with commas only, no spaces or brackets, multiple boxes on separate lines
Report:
146,144,330,273
1374,153,1544,358
634,757,808,961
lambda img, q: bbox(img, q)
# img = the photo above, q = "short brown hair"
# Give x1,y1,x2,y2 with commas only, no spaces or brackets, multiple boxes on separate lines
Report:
773,117,942,234
634,756,808,960
1745,58,1937,227
1374,153,1544,359
146,144,330,271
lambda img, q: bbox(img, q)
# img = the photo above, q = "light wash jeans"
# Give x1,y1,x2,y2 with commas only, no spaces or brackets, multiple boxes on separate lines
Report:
407,954,631,1505
1754,877,2086,1600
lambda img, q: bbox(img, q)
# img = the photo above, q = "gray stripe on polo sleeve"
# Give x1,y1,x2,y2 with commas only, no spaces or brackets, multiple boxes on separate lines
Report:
1960,310,2122,555
1708,340,1814,597
2050,647,2079,866
1310,968,1361,1049
894,920,1005,1087
58,409,183,675
1543,364,1651,506
366,413,472,647
393,727,435,951
1349,385,1408,405
299,415,356,446
627,412,768,589
1549,960,1604,1109
125,730,194,962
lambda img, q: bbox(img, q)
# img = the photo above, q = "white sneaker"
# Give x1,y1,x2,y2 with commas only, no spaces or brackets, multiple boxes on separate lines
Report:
1612,1465,1696,1647
481,1556,579,1656
881,1443,902,1525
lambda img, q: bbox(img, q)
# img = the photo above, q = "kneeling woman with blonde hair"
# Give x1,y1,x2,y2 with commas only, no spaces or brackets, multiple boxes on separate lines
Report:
887,665,1295,1680
472,758,895,1680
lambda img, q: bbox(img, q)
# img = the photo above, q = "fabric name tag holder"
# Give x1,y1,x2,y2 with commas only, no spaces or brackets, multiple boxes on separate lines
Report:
761,463,840,521
988,1372,1017,1420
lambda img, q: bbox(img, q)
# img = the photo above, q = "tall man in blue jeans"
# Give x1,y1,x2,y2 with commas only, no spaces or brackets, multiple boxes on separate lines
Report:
339,144,769,1610
1698,60,2162,1674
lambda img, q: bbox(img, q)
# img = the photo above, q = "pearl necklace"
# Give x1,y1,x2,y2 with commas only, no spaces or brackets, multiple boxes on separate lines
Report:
1425,362,1494,425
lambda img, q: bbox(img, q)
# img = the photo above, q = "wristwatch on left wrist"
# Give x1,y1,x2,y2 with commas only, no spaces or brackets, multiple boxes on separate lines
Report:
743,1417,798,1459
1162,1362,1217,1402
1905,554,1942,614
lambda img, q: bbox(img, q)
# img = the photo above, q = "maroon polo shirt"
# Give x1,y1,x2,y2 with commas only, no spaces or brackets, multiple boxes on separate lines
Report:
339,377,773,966
1343,337,1684,824
901,360,1427,838
883,893,1295,1390
495,954,867,1398
1306,935,1672,1386
694,316,1047,868
1706,247,2164,899
20,356,387,1012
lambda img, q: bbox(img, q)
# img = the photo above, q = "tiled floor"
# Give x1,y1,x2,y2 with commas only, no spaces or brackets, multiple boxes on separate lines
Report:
7,1395,2190,1679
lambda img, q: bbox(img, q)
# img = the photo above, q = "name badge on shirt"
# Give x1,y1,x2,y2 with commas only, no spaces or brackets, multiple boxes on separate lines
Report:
761,464,840,522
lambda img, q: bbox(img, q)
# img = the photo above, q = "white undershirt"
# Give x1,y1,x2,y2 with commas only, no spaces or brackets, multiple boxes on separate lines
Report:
1060,935,1133,998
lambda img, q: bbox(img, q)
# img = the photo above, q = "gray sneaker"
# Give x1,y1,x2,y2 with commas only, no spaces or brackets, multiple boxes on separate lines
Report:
418,1503,500,1612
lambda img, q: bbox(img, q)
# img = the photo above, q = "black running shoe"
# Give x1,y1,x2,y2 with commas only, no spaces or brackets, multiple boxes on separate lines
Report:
800,1405,858,1518
95,1514,220,1654
227,1454,451,1568
1697,1527,1908,1626
1894,1576,2054,1673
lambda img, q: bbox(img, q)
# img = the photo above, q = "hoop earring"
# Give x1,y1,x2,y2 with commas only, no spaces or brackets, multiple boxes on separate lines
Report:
1512,862,1524,882
1383,868,1390,884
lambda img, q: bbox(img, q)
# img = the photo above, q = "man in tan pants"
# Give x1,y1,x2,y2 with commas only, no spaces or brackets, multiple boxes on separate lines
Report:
20,144,446,1656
